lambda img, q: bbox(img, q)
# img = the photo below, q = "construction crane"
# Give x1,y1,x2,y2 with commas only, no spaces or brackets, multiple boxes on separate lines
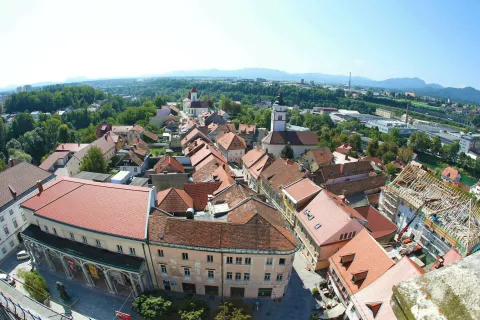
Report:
397,198,439,241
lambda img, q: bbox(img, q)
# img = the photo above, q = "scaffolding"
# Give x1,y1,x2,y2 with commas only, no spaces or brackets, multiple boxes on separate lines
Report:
385,164,480,256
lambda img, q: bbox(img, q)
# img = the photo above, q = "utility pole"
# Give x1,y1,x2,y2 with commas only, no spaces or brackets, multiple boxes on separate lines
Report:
348,72,351,90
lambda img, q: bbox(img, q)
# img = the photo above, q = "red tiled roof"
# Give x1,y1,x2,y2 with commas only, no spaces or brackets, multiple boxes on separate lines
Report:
315,162,373,183
131,124,145,134
157,188,194,213
329,229,395,295
216,132,246,151
361,157,385,169
0,162,53,208
354,206,397,239
55,143,89,153
190,87,197,93
283,178,321,204
95,123,113,138
238,124,256,135
154,156,185,174
306,148,334,166
184,182,222,210
260,158,307,193
335,144,353,154
39,151,70,170
181,128,211,146
211,183,256,208
190,144,226,168
366,193,380,205
143,130,158,141
325,174,387,196
148,202,297,252
262,131,318,146
127,150,144,166
442,167,460,181
21,177,151,240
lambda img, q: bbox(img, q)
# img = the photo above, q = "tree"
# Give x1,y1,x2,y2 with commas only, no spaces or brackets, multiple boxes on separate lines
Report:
348,134,362,151
382,151,397,163
8,112,35,139
44,117,62,150
17,270,48,303
178,300,210,320
6,139,22,152
397,146,414,163
215,302,251,320
441,141,460,163
79,146,108,173
408,131,431,153
366,138,379,157
219,95,240,115
386,163,399,179
154,96,167,108
22,128,47,164
0,119,6,156
8,149,32,163
430,136,442,155
132,294,174,320
58,124,70,143
280,145,294,159
378,141,398,156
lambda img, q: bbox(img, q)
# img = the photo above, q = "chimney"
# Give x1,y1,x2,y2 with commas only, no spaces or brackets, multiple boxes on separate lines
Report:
9,158,14,167
62,144,64,150
37,180,44,194
78,142,80,147
345,154,349,160
186,208,195,220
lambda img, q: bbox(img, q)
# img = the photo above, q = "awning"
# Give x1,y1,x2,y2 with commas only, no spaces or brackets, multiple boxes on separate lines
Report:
318,304,346,319
22,225,145,273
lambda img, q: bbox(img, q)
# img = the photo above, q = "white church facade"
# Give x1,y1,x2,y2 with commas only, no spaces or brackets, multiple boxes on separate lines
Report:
262,94,318,158
183,87,209,116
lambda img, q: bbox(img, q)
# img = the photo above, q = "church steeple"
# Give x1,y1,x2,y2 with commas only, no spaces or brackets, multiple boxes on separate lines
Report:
271,92,286,132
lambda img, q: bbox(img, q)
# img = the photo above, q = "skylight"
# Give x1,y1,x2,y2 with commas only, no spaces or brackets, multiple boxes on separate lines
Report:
308,215,314,221
315,223,321,229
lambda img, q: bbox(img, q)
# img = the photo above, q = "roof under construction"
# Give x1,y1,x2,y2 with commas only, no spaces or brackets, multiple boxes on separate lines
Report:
386,163,480,256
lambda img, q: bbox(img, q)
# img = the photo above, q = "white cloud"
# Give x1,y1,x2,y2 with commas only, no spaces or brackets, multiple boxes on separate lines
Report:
354,59,365,64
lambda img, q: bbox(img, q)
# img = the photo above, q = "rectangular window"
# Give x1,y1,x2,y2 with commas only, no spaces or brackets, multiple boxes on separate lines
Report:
245,257,251,265
279,258,286,266
226,257,233,264
9,240,14,247
130,248,136,255
244,273,250,281
44,226,49,233
53,228,57,235
82,236,87,244
117,245,123,253
12,218,18,229
208,270,214,280
3,226,9,235
160,265,167,274
158,249,164,257
21,212,26,221
207,255,213,263
9,209,13,216
184,268,190,277
182,252,188,260
69,232,75,240
264,273,271,281
235,272,241,281
236,257,242,265
0,215,4,222
276,273,283,281
95,239,101,247
226,272,232,280
1,248,5,254
266,258,273,266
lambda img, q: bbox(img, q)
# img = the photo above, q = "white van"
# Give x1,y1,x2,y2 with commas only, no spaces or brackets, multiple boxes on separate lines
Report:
16,250,30,261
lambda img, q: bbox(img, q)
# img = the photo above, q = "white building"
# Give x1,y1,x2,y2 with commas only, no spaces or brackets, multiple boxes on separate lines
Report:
261,94,318,158
459,133,480,157
0,162,55,261
366,119,416,137
183,87,209,116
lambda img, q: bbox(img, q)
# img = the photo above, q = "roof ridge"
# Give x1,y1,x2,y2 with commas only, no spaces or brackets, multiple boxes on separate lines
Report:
29,181,84,212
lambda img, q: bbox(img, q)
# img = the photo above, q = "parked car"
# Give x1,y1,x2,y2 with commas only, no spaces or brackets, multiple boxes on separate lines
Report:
0,274,15,286
16,250,30,261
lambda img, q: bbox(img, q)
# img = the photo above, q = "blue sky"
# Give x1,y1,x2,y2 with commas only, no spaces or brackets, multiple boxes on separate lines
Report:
1,0,479,88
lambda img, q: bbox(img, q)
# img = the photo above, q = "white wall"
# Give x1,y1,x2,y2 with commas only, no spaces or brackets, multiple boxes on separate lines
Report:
262,143,316,159
0,177,56,261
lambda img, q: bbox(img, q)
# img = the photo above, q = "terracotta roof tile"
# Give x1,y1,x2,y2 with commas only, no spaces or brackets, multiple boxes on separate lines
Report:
154,156,185,174
354,206,398,239
306,148,334,165
184,182,222,210
238,124,256,135
442,167,460,181
262,131,318,146
211,183,256,208
157,188,194,213
143,130,158,141
283,178,321,204
242,148,266,168
260,158,307,193
0,162,54,209
190,144,226,167
329,229,395,295
39,151,70,170
325,175,387,196
55,143,89,153
216,132,246,151
181,128,211,146
21,177,151,240
335,144,353,154
316,162,373,183
127,150,144,166
132,124,145,134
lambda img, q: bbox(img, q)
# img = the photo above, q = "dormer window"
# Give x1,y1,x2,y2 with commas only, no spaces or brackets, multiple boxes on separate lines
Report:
340,253,355,264
352,270,368,283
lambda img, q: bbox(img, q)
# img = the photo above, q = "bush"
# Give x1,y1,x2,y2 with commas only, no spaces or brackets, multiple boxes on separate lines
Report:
312,287,320,296
17,270,48,303
132,294,174,320
178,299,210,320
215,301,251,320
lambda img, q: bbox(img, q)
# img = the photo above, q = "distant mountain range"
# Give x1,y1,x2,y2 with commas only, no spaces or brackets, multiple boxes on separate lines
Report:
2,67,480,104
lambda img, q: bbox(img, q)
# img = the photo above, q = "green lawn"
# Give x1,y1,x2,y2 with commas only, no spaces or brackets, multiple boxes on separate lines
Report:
150,148,165,156
416,153,478,186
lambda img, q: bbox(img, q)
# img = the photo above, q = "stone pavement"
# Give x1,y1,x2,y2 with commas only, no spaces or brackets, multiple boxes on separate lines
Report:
0,249,137,320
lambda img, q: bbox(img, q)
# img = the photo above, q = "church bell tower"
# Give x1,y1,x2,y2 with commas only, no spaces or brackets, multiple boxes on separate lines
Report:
271,93,286,131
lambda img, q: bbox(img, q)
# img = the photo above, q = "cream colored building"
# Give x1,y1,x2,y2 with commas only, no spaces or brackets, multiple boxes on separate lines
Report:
148,197,298,299
66,134,116,176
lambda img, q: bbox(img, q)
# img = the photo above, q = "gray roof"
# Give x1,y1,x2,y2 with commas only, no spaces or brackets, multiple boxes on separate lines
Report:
74,171,112,182
129,177,149,187
0,162,54,211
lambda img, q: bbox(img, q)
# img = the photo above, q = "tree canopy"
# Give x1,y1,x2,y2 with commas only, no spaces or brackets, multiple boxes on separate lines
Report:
79,146,108,173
